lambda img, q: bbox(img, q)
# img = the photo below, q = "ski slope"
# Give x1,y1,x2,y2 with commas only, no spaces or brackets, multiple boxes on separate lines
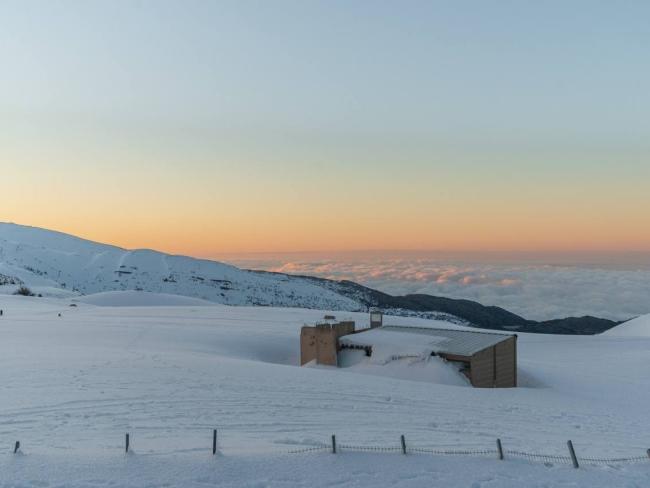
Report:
0,293,648,487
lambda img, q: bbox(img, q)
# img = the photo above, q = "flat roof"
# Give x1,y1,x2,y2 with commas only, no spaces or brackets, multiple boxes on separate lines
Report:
340,325,515,357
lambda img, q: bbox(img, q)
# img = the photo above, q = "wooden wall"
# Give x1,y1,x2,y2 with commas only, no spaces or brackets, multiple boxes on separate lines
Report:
494,336,517,387
300,322,355,366
469,347,495,387
469,336,517,388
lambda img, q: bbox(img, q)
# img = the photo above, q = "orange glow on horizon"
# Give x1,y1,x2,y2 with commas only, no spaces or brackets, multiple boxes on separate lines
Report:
3,204,649,259
2,1,650,261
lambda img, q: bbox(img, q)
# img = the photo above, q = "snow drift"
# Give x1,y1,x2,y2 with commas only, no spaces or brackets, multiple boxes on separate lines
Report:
602,313,650,337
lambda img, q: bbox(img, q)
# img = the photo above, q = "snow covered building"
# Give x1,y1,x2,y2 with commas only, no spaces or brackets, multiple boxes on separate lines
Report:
300,321,517,388
300,321,356,367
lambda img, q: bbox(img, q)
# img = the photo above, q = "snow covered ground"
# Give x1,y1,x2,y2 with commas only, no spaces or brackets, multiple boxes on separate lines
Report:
602,312,650,337
0,292,648,487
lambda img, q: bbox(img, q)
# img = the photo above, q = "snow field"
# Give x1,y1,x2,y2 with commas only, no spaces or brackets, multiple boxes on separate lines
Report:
2,451,649,488
0,293,649,486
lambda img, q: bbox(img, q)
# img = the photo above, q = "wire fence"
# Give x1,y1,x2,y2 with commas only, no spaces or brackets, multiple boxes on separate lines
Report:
281,434,650,469
410,447,496,457
339,445,402,453
575,455,650,465
7,431,650,469
286,445,330,454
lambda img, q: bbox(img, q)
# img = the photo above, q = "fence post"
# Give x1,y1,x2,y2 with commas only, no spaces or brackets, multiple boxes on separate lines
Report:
125,433,130,453
567,440,579,468
13,441,20,454
331,435,337,454
400,435,407,455
213,429,217,455
496,438,504,460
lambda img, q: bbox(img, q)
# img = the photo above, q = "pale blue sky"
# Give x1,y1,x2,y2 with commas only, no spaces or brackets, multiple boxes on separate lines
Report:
4,1,650,140
1,1,649,253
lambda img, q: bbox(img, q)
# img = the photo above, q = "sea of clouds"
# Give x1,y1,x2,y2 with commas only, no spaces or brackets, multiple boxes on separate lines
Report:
226,255,650,321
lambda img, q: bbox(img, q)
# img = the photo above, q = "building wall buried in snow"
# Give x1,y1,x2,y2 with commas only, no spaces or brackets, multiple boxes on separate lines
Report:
468,347,495,387
468,336,517,388
442,336,517,388
494,336,517,387
336,325,517,388
300,321,355,366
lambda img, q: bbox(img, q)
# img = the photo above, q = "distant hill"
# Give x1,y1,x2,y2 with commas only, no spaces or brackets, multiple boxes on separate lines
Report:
257,273,621,334
0,222,620,334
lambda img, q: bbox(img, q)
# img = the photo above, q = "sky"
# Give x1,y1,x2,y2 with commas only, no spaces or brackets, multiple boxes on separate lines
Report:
1,0,649,256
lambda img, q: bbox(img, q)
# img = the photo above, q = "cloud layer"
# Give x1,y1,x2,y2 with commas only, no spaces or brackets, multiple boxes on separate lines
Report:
229,257,650,321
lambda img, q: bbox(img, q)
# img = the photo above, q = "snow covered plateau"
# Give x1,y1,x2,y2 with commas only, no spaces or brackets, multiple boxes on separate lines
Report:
0,291,649,487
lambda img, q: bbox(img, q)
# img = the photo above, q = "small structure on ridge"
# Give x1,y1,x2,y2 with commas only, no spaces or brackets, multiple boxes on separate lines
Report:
369,310,383,328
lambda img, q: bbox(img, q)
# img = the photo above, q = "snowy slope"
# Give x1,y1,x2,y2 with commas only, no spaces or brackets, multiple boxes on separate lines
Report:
602,313,650,336
0,294,648,486
0,222,362,311
74,290,217,307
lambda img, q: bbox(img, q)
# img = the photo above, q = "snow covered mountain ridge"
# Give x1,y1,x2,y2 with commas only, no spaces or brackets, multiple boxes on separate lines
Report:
0,222,364,311
0,223,622,333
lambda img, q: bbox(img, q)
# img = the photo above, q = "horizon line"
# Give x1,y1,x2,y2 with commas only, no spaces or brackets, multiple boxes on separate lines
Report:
3,221,650,259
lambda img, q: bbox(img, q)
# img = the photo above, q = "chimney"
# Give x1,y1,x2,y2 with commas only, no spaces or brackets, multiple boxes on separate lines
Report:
370,310,383,328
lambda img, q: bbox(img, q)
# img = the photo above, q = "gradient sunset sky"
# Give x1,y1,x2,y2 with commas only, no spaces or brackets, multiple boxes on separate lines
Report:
2,1,649,257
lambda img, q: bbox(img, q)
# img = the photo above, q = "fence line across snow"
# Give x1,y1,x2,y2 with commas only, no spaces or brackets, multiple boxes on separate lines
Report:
9,431,650,469
284,435,650,468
